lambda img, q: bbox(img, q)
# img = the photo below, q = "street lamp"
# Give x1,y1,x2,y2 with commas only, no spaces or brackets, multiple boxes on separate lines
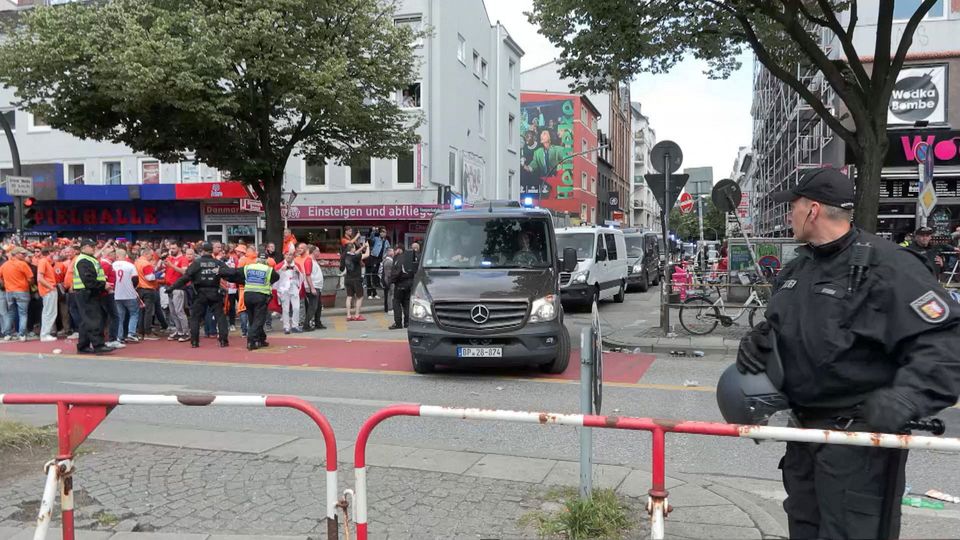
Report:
538,144,609,208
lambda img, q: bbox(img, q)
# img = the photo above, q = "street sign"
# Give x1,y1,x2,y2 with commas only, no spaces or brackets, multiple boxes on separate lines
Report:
239,198,263,213
711,179,742,214
679,192,694,213
4,176,33,197
920,182,938,216
650,141,683,174
646,173,690,213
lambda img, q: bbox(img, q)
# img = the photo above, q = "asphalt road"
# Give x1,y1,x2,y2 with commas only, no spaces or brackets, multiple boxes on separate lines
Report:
2,287,959,500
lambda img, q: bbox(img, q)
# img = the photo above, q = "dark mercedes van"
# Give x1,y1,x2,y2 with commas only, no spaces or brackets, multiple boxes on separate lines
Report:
406,202,577,374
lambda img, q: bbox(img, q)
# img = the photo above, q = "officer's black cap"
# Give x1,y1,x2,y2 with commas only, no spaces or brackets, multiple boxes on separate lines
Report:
916,226,934,235
200,242,213,252
80,238,96,248
771,168,854,209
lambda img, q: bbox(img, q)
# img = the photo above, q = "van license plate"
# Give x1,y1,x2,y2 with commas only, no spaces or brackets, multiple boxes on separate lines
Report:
458,347,503,358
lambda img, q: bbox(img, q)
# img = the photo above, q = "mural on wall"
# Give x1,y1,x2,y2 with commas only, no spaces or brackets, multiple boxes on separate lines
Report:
520,97,574,201
462,151,485,202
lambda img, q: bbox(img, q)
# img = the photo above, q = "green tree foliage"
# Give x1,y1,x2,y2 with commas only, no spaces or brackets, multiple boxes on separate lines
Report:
0,0,423,245
670,197,726,242
529,0,940,232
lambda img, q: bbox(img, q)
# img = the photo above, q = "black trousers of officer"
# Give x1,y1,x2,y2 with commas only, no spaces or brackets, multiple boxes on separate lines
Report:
393,285,411,327
76,290,105,351
782,418,907,540
190,287,228,345
244,292,270,346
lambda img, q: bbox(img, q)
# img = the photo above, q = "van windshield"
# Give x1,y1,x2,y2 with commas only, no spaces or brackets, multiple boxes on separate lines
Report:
423,217,552,269
556,233,595,260
625,237,645,259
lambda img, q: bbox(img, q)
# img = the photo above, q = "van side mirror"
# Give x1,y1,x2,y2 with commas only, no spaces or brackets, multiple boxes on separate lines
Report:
596,248,607,262
562,247,578,272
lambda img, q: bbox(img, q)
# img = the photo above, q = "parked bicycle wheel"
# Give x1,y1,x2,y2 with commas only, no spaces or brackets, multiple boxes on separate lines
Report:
679,296,720,335
748,305,767,329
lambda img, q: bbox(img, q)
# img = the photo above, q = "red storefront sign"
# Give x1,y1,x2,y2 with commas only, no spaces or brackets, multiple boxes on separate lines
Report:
285,204,444,222
175,182,251,199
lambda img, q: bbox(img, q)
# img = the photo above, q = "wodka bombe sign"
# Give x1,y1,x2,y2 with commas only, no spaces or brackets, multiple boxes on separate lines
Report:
888,64,947,125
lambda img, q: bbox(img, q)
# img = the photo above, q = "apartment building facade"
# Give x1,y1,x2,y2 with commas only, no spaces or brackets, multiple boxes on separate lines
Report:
630,102,658,231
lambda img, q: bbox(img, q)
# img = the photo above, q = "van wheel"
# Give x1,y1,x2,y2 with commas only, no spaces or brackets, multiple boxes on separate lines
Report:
411,353,434,374
638,271,649,292
587,285,600,311
540,326,571,374
614,280,626,303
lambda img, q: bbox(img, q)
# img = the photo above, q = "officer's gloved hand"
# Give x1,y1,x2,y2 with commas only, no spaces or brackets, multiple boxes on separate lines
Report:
736,321,772,374
862,389,917,434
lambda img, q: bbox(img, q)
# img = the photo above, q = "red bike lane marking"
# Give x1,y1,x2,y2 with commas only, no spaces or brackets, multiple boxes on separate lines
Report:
0,338,654,383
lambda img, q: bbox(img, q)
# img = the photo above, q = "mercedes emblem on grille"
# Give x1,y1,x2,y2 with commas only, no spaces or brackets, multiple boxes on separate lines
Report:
470,304,490,324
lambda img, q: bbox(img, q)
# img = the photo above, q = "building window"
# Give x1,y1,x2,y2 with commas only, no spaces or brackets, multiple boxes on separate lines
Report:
1,110,15,132
66,163,84,185
397,148,415,184
508,114,515,146
478,101,485,137
458,34,466,64
581,204,588,221
508,170,515,197
400,82,421,108
305,159,326,186
140,159,160,184
448,149,458,185
509,59,516,91
591,207,596,224
27,112,50,132
582,138,588,154
894,0,945,21
580,105,587,124
580,171,587,190
349,155,372,185
180,160,200,183
481,59,488,82
395,16,422,48
473,51,481,77
103,161,122,185
591,177,596,194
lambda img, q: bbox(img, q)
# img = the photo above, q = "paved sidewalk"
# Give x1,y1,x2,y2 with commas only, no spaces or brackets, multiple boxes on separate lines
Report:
3,415,959,538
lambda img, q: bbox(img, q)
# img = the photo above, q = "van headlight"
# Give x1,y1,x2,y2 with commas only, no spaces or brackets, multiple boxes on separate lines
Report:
571,271,588,284
633,263,642,273
529,294,558,323
411,283,433,323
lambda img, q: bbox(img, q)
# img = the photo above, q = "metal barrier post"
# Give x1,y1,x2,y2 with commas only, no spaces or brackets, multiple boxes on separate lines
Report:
579,326,593,499
1,393,340,540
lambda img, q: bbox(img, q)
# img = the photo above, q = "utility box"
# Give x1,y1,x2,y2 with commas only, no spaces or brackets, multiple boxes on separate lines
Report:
726,238,803,302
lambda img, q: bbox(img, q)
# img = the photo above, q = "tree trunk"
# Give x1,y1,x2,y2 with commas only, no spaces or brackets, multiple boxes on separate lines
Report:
263,173,284,250
853,134,887,234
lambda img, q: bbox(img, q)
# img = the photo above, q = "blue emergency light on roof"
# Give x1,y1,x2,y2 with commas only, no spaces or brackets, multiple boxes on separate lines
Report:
522,196,534,208
453,197,463,210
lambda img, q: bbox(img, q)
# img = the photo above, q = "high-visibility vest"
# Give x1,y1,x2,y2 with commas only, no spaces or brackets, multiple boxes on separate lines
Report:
243,263,273,295
72,254,105,290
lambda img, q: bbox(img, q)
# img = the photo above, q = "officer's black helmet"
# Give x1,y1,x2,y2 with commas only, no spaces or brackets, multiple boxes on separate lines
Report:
716,364,791,425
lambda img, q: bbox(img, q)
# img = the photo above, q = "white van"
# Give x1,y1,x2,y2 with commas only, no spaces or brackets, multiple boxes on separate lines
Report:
555,227,628,309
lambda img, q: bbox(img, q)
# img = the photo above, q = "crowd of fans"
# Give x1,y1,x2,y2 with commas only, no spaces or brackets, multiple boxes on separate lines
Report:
0,232,330,348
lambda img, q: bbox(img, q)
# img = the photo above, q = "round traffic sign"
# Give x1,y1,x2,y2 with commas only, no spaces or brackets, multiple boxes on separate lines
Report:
650,141,683,174
711,179,742,214
679,192,694,214
914,141,930,163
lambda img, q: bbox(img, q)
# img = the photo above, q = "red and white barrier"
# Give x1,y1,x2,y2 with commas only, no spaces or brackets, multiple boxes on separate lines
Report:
0,393,339,540
353,404,960,540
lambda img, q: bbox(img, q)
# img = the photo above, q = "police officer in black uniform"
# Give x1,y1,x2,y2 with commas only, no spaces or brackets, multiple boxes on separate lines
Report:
168,242,232,348
73,239,114,355
736,168,960,539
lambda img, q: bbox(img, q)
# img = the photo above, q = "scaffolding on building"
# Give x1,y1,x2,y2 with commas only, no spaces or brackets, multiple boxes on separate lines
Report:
751,26,837,237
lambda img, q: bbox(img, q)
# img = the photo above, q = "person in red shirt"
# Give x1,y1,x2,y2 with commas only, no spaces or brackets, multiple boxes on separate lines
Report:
164,244,190,341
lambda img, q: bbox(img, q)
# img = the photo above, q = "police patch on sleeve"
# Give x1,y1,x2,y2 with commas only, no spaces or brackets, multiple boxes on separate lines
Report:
910,291,950,324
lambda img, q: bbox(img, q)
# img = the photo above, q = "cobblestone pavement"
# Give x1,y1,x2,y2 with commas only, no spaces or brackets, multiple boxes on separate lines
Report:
0,443,649,539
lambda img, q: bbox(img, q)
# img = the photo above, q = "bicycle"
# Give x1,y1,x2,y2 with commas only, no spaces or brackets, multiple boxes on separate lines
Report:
678,274,768,335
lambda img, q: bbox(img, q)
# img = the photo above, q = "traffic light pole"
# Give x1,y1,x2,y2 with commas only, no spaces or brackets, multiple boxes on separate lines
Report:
13,196,21,237
0,108,22,237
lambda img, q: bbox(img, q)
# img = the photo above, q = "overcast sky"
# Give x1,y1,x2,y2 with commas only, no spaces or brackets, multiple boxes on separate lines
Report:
485,0,754,181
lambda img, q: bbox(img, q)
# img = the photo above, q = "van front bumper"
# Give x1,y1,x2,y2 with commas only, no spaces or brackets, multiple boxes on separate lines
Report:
407,320,562,367
560,283,592,303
